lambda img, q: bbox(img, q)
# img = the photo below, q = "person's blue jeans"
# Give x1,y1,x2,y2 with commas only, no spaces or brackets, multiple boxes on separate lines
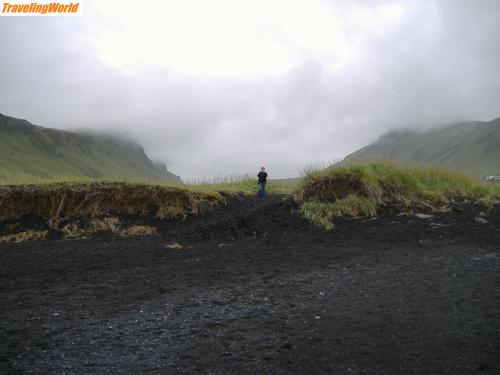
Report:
257,181,266,198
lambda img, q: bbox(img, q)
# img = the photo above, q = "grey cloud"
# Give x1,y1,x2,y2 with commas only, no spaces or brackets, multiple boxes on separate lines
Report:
1,0,499,179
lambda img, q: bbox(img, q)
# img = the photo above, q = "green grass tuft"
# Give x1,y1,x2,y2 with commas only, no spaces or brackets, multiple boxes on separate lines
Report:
299,201,336,230
300,195,376,230
330,194,378,217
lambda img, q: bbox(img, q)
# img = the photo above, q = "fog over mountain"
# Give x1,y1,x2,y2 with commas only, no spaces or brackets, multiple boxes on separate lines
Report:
1,0,499,178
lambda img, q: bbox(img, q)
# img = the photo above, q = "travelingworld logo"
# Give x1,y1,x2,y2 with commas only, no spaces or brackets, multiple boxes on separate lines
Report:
1,0,83,16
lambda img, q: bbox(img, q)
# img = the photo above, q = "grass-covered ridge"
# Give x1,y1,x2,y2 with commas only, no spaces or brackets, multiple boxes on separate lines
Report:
297,161,500,230
343,117,500,178
0,113,181,183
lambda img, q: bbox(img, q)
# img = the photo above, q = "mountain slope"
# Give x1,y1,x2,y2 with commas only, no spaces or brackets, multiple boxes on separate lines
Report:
344,117,500,178
0,114,181,183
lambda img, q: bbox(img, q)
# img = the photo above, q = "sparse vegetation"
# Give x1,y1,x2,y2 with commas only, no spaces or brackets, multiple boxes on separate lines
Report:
59,217,156,239
297,161,500,230
0,229,48,243
164,242,183,249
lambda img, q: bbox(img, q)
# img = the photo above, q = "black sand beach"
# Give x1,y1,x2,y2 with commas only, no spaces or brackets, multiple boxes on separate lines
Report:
1,196,499,374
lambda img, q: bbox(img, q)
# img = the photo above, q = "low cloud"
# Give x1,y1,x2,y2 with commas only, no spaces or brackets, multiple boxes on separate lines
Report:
1,0,499,178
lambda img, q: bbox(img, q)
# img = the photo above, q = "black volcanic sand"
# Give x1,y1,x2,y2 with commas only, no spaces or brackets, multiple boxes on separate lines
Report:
0,195,499,374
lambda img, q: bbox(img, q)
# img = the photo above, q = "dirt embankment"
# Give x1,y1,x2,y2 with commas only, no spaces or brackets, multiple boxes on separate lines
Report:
0,182,221,242
0,194,499,374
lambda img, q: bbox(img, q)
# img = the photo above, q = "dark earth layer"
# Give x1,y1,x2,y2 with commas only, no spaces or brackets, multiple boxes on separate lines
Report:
1,196,499,374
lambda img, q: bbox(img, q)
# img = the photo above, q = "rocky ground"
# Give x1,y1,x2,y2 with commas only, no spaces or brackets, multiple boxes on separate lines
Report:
0,195,499,374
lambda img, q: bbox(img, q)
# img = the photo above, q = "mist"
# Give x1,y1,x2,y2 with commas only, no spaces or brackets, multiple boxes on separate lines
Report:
1,0,499,178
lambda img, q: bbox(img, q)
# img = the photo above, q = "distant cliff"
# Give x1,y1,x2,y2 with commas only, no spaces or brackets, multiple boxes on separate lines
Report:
0,113,182,183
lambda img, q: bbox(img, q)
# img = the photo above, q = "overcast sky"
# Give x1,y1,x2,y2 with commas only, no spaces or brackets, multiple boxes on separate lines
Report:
1,0,499,178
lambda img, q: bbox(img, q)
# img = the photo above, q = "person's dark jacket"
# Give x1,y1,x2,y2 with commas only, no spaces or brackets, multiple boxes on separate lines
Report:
257,171,267,183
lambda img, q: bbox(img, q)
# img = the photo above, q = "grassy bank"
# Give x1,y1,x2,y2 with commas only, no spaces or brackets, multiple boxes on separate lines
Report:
297,161,500,230
0,182,221,225
0,176,297,241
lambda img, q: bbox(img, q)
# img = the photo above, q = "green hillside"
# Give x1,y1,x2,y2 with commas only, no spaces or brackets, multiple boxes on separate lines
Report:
344,117,500,178
0,114,181,183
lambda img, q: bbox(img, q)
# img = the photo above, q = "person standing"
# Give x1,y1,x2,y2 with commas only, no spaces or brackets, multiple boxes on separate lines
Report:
257,167,267,198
